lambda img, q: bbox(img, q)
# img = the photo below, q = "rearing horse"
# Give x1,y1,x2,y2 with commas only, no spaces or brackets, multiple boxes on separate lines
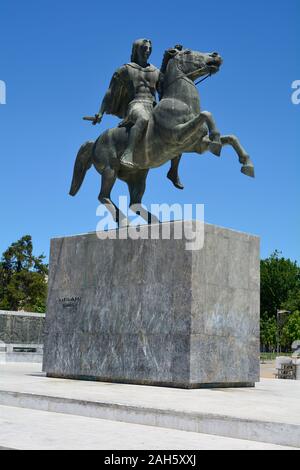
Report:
70,47,255,223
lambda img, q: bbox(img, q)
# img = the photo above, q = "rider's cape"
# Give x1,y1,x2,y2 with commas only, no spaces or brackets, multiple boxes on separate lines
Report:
105,66,130,119
105,63,159,119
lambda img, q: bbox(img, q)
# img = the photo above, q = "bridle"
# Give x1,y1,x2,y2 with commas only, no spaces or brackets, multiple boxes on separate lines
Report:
195,73,212,85
163,59,213,91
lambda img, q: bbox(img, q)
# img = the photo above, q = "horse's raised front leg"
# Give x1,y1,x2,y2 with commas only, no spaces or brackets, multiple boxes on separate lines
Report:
220,135,255,178
175,111,222,156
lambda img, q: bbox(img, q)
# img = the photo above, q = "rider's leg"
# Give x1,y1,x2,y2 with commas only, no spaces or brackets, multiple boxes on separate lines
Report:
120,115,148,169
167,155,184,190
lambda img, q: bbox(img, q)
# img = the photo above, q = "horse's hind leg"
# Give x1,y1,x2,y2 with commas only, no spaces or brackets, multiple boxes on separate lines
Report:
127,171,159,224
220,135,255,178
98,167,127,225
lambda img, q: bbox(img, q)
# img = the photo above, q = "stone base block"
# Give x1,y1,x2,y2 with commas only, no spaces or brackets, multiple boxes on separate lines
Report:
43,221,260,388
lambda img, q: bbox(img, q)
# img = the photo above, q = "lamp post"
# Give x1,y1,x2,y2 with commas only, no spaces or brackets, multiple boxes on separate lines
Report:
276,310,291,354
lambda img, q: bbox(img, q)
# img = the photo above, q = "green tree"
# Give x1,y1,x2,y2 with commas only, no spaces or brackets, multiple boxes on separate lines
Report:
0,235,48,313
281,311,300,349
260,314,277,352
260,250,300,319
283,288,300,313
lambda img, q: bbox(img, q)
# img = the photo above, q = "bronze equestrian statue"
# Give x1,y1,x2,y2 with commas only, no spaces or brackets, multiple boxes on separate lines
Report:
70,41,255,223
86,38,185,189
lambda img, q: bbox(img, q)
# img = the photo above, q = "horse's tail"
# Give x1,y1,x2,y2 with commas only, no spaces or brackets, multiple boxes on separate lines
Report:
69,141,94,196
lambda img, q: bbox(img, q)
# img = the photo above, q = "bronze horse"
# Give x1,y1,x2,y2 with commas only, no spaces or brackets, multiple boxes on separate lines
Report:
70,47,254,223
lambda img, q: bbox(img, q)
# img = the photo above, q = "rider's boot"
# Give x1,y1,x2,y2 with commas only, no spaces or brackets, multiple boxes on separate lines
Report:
120,120,146,170
209,131,222,157
120,149,138,169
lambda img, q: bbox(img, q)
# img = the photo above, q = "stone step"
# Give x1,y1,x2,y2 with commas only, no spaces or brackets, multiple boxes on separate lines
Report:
0,405,293,450
0,364,299,448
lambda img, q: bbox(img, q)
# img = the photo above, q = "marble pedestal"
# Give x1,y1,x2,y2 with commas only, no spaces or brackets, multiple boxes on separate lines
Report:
43,222,260,388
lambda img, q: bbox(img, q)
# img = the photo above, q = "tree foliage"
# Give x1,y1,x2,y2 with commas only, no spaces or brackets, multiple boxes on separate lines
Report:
281,311,300,349
260,314,277,352
261,250,300,318
260,251,300,351
283,289,300,313
0,235,48,313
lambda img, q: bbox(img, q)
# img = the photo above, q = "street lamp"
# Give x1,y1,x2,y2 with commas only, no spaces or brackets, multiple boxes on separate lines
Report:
276,310,291,354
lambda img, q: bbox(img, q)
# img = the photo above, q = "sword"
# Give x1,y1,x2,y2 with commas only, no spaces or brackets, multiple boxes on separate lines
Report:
83,115,97,122
83,114,102,125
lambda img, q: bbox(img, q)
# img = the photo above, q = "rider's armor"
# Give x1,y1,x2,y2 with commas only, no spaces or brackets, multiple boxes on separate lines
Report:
114,63,160,127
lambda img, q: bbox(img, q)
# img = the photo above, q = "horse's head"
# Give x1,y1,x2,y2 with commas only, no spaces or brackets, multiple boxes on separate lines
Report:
162,47,223,82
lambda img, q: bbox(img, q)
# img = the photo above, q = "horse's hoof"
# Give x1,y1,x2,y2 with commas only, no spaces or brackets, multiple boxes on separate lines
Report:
241,164,255,178
118,218,130,228
209,141,222,157
148,214,160,225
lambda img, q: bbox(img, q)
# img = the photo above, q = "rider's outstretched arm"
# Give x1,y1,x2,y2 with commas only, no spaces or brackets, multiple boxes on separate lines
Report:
94,89,111,124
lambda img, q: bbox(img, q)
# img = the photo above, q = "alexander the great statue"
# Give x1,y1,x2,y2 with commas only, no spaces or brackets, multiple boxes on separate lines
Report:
73,41,255,224
87,38,184,189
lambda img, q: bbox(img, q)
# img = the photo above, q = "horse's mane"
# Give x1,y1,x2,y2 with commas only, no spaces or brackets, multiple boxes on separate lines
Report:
160,45,182,74
159,45,183,99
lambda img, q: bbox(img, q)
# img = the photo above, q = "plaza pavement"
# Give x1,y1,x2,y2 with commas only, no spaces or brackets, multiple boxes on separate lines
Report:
0,363,299,450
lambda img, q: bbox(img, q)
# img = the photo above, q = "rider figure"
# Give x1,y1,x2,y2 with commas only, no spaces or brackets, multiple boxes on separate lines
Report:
93,39,184,189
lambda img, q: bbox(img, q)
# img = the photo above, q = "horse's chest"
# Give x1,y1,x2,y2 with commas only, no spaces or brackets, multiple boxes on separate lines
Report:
186,92,201,115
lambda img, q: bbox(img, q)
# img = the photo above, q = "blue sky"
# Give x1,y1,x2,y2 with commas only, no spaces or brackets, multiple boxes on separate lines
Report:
0,0,299,262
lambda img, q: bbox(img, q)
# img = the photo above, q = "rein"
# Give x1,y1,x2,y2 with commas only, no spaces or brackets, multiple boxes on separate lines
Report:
163,62,212,91
195,73,212,85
